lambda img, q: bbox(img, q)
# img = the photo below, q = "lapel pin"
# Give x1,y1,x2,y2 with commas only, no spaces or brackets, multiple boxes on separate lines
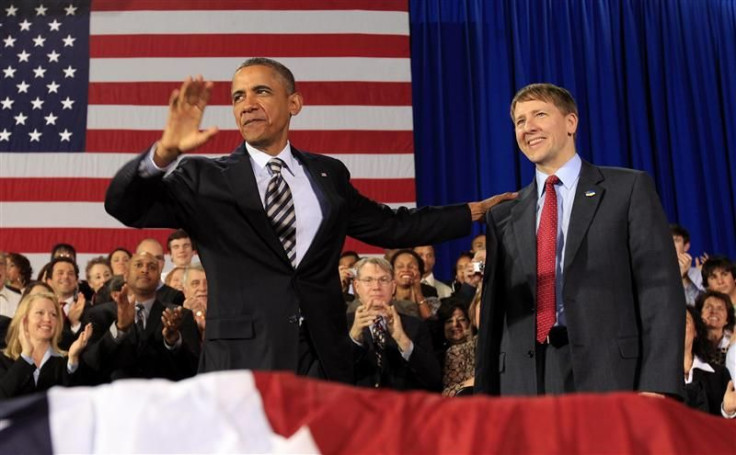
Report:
584,190,596,197
320,172,328,177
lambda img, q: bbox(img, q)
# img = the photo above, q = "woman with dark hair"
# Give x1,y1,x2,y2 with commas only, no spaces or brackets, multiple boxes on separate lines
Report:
695,290,735,366
683,306,736,418
5,253,33,294
107,247,132,277
439,301,475,397
390,249,437,320
0,292,93,399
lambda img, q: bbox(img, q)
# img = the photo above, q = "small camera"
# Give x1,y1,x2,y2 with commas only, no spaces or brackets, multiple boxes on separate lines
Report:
471,261,485,274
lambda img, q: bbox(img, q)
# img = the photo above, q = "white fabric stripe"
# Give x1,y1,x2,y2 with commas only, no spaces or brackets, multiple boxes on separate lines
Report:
48,371,320,453
89,57,411,82
86,105,413,131
0,201,416,228
90,10,409,36
0,153,416,179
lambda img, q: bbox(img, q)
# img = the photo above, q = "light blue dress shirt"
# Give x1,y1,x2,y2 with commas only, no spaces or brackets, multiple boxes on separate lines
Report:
535,153,582,327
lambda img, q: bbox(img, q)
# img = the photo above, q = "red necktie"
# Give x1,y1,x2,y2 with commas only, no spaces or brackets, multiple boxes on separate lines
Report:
536,175,560,343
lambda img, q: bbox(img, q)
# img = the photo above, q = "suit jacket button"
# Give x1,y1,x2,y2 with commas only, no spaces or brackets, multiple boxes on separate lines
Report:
527,350,535,358
287,315,299,324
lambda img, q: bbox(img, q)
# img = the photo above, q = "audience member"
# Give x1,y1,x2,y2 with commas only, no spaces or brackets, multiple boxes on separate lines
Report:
182,264,208,339
414,245,453,299
450,251,473,294
136,239,185,306
471,233,486,254
85,257,113,294
702,256,736,310
683,306,736,418
167,229,197,269
348,258,441,391
108,247,132,277
439,302,476,397
82,253,199,382
0,255,21,319
338,251,360,302
0,292,93,399
391,249,439,320
50,243,76,261
165,266,186,292
5,253,32,294
45,257,87,350
695,290,735,366
670,224,705,306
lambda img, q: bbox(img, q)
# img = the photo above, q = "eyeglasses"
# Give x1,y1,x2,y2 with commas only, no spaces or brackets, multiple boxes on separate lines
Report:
356,277,393,286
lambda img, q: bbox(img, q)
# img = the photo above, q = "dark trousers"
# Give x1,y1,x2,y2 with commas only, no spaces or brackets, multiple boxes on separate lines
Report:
536,327,575,394
296,322,326,380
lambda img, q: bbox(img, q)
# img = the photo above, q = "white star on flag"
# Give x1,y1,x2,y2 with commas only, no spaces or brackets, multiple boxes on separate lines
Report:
19,19,32,31
59,129,72,141
46,80,59,93
44,112,57,125
1,97,14,109
62,34,75,47
47,50,60,62
28,128,42,142
33,35,46,47
36,5,48,16
16,80,30,92
17,50,30,62
48,19,61,31
0,129,11,141
61,97,74,109
14,112,27,125
33,66,46,78
63,65,76,78
31,97,44,110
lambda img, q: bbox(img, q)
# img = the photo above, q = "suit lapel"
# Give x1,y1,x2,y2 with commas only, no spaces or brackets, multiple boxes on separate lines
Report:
510,182,539,294
564,160,605,274
292,148,339,269
223,143,292,264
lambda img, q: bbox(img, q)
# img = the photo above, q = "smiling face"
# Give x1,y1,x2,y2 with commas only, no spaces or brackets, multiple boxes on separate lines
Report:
169,238,194,267
231,64,303,156
392,252,420,287
513,99,578,174
700,296,729,331
26,297,60,343
444,307,470,345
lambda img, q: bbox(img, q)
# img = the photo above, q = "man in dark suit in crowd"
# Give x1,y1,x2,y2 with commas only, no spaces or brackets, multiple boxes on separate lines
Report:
105,57,515,383
348,257,441,391
475,83,685,398
82,253,199,382
135,238,185,306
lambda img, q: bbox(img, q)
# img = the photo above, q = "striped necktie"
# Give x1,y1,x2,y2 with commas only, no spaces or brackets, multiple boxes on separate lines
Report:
265,158,297,267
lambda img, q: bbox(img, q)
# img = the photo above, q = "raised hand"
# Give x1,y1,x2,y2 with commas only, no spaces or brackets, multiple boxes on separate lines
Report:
115,284,136,331
68,323,93,365
161,307,184,346
723,380,736,416
469,191,519,221
156,75,219,167
677,252,692,278
67,292,86,327
19,317,33,358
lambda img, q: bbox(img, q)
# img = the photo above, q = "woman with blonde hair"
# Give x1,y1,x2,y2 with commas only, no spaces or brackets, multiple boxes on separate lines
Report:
0,291,92,399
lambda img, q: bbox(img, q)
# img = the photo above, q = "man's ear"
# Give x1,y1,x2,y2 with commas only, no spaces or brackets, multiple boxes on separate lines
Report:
288,92,303,116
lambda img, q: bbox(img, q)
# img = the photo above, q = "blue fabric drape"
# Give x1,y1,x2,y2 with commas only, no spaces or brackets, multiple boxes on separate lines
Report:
410,0,736,281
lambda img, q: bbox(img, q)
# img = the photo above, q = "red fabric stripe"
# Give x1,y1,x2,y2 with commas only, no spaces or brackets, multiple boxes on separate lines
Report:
1,228,173,254
88,82,412,106
254,372,736,454
0,178,414,203
90,34,409,58
85,130,414,154
91,0,408,12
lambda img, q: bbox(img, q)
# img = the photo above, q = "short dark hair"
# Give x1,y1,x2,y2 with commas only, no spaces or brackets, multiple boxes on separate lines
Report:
510,83,578,120
235,57,297,94
669,224,690,245
167,229,195,252
7,253,32,287
454,251,474,274
390,249,425,277
340,251,360,262
695,290,736,331
48,256,79,279
701,256,736,288
438,299,469,324
50,243,76,261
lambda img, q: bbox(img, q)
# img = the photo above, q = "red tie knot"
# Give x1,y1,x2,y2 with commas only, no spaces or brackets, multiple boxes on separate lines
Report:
546,175,560,187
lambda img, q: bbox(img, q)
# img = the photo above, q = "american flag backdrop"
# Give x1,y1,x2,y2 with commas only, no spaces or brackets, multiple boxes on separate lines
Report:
0,0,414,274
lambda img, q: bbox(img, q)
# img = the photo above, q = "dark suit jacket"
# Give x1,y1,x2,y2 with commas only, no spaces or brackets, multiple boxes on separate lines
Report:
105,144,471,383
0,354,81,399
348,313,441,391
685,364,732,416
82,300,199,382
476,160,685,397
0,316,9,350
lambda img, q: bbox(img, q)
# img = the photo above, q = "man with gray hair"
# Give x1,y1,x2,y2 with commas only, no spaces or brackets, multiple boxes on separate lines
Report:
182,263,207,337
348,257,440,391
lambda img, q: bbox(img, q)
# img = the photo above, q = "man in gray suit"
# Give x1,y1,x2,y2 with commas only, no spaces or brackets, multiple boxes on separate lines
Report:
475,83,685,398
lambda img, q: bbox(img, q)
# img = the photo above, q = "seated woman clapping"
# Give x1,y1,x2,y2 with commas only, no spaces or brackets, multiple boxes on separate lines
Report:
0,292,93,399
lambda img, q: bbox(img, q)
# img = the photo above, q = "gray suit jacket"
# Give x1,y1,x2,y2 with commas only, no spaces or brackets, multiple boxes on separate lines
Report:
475,160,685,397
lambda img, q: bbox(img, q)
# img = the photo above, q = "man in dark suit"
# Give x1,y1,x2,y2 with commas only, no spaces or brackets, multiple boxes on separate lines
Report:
135,239,185,306
348,257,441,391
105,58,514,384
82,253,199,382
475,83,685,398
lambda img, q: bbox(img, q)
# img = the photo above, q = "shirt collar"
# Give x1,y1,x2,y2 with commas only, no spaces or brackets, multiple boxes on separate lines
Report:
246,141,296,177
535,153,582,198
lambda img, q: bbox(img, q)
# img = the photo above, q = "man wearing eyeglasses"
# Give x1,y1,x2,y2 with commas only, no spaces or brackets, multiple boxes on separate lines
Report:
348,257,441,391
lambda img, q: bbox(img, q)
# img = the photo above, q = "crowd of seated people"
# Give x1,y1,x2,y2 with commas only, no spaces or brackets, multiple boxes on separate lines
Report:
1,224,735,420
